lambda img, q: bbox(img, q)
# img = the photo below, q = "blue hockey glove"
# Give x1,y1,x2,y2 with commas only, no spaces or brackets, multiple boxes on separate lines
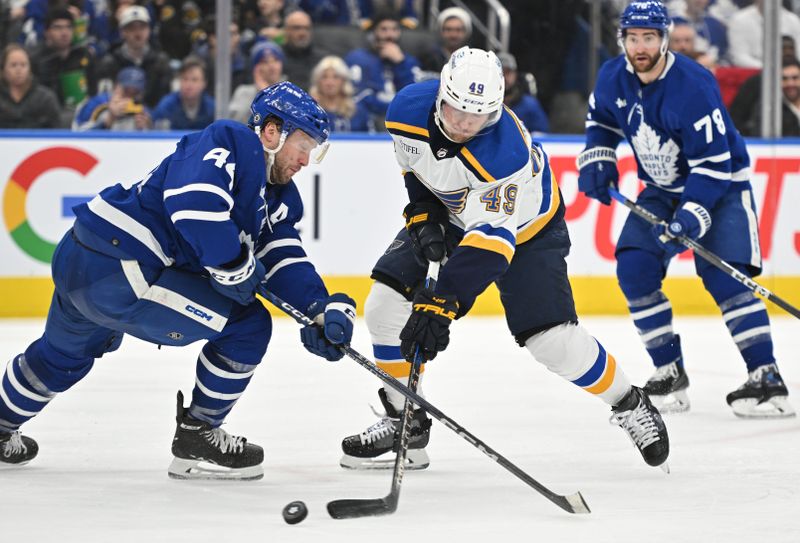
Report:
300,293,357,361
403,201,450,263
400,288,458,362
576,146,619,205
653,202,712,257
205,246,266,305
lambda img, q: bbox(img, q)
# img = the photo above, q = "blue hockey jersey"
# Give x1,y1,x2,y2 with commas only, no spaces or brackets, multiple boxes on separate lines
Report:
586,52,750,209
73,120,327,312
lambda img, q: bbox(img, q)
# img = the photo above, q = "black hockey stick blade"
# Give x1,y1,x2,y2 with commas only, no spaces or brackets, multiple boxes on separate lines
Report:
327,496,397,519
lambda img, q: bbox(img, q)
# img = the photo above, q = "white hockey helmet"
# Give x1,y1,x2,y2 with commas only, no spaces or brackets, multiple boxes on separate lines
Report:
436,47,505,130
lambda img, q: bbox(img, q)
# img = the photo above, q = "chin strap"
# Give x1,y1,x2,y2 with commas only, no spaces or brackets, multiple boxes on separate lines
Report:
255,124,289,184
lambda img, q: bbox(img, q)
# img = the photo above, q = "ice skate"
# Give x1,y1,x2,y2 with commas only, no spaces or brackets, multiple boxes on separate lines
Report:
643,361,690,414
340,388,432,470
0,431,38,467
611,386,670,470
168,391,264,480
726,364,796,419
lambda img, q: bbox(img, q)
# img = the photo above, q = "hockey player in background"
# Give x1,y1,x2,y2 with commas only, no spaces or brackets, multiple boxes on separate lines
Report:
0,82,357,478
577,1,794,418
339,46,670,472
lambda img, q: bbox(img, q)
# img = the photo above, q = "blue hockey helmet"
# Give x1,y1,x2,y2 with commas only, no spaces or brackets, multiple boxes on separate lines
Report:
619,1,670,33
248,81,330,146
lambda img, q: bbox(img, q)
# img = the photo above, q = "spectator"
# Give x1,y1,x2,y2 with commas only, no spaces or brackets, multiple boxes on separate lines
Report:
73,66,152,131
669,22,716,70
18,0,98,49
345,10,419,121
0,43,61,128
498,52,549,134
194,15,248,96
358,0,417,30
729,57,800,137
245,0,286,43
152,56,214,130
418,7,472,76
298,0,352,25
281,9,328,91
228,40,285,123
671,0,728,63
29,7,96,126
309,55,372,132
96,5,173,108
728,0,800,68
150,0,205,61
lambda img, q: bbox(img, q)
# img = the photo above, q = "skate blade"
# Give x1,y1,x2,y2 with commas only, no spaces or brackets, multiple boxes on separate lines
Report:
168,457,264,481
339,448,430,471
659,462,670,474
730,397,797,419
649,390,690,415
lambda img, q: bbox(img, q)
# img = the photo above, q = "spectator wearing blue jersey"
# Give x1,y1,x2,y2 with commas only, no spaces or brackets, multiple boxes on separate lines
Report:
345,10,419,121
498,52,549,134
671,0,728,64
298,0,352,25
309,55,372,132
358,0,417,30
578,0,794,419
0,82,357,477
73,65,152,131
152,56,215,130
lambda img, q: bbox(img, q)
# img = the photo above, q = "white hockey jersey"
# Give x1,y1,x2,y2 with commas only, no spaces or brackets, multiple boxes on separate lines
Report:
385,80,564,304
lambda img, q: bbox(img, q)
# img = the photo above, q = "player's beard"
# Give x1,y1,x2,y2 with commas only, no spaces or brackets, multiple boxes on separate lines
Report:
627,49,662,74
269,152,296,185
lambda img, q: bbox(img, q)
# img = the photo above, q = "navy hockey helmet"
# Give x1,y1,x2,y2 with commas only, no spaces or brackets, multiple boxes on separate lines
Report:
619,1,670,33
248,81,330,146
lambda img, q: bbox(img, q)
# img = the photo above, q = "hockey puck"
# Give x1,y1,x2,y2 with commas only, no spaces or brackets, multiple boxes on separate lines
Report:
282,501,308,524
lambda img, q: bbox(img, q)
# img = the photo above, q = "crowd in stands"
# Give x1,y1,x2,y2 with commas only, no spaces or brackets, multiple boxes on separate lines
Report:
0,0,798,136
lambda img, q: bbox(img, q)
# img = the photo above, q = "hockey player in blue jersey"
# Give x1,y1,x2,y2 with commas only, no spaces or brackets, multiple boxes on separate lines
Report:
0,81,358,477
577,1,794,418
339,46,670,472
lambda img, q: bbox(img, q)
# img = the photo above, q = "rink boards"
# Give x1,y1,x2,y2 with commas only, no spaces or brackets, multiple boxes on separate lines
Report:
0,131,798,317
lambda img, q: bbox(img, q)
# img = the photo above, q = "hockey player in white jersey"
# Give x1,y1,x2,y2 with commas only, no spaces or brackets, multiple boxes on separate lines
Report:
577,1,794,418
0,82,358,476
339,46,670,471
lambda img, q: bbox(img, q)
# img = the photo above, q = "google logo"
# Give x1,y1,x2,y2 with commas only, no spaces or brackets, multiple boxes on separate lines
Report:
3,147,97,263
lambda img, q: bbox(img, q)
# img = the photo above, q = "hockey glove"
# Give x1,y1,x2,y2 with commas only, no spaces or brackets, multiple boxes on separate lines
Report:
205,245,266,305
301,293,357,361
653,201,712,258
576,146,619,205
403,201,450,262
400,288,458,362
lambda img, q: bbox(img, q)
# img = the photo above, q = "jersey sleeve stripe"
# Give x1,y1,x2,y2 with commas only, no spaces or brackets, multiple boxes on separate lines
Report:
386,121,430,140
163,183,234,210
585,120,625,137
255,238,303,259
460,232,515,263
88,197,174,266
458,147,496,183
505,105,528,141
689,166,731,180
686,151,731,167
170,210,231,223
264,256,311,282
516,171,561,245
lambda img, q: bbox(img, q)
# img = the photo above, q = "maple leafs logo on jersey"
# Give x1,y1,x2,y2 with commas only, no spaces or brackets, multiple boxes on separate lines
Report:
631,118,679,186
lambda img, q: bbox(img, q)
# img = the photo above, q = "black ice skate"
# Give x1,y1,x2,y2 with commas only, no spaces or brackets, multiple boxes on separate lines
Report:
643,361,690,414
168,391,264,480
340,388,432,470
0,431,38,467
726,364,796,419
611,386,670,471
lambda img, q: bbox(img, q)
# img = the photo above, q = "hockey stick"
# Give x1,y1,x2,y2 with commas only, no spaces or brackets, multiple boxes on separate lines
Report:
326,261,440,518
256,285,591,515
609,188,800,320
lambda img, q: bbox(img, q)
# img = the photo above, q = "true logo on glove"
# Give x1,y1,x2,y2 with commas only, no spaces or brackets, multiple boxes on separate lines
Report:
413,302,457,320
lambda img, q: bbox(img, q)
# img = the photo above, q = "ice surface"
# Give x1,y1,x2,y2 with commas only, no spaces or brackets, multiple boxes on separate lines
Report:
1,315,798,542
